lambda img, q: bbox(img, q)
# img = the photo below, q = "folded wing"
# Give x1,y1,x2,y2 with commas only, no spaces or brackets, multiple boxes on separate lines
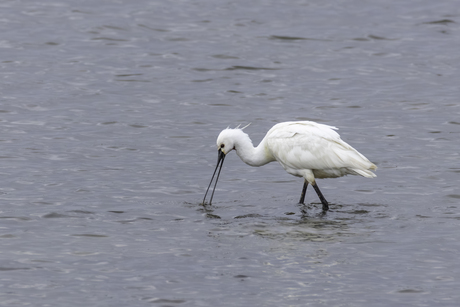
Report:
266,121,376,178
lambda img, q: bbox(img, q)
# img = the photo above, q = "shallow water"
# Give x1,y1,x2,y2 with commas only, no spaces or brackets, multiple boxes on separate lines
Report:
1,0,459,306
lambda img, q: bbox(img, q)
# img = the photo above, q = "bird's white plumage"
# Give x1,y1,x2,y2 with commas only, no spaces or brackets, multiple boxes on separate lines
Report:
216,121,376,184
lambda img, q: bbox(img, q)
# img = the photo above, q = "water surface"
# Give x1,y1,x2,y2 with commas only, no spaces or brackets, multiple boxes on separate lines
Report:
1,0,459,306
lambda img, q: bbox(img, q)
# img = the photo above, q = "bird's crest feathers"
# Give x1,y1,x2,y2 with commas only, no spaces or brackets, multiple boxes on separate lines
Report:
232,123,251,130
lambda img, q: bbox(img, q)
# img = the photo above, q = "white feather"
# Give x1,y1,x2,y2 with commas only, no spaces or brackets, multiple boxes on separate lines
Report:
216,121,376,183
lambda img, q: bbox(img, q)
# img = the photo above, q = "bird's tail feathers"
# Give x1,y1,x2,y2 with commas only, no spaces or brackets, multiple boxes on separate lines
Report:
352,167,377,178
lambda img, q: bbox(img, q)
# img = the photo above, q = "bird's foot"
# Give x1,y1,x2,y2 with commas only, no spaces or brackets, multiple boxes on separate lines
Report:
322,202,329,212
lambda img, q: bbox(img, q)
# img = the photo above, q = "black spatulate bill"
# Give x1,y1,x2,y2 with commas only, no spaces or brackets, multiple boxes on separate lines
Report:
202,149,226,205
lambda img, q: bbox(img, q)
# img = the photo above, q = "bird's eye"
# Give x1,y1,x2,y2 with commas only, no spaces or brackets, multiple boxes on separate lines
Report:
220,144,225,148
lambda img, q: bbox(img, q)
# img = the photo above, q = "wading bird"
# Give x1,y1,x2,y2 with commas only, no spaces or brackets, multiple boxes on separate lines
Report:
203,121,377,211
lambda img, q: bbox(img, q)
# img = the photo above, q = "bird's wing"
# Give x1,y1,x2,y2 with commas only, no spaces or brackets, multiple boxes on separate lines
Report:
266,121,340,141
265,121,374,172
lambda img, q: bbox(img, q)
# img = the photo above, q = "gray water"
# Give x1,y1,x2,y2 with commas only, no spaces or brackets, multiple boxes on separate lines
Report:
1,0,460,306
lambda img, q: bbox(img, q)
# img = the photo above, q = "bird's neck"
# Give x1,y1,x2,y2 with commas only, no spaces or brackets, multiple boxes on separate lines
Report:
235,136,274,167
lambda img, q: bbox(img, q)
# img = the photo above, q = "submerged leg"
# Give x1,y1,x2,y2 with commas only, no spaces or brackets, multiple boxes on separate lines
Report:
311,182,329,211
299,180,308,204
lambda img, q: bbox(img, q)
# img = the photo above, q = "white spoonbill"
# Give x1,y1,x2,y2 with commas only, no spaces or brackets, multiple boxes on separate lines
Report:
202,121,377,211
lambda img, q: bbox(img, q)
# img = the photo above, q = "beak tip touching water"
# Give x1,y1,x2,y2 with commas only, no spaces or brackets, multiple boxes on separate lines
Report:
202,149,226,205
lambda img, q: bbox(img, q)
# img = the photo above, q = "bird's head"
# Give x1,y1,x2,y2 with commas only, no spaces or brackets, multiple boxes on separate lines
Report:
202,127,251,206
216,126,252,155
216,128,240,155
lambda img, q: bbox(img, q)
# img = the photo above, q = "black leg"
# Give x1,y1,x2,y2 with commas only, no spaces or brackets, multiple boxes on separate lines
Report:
312,182,329,211
299,180,308,204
